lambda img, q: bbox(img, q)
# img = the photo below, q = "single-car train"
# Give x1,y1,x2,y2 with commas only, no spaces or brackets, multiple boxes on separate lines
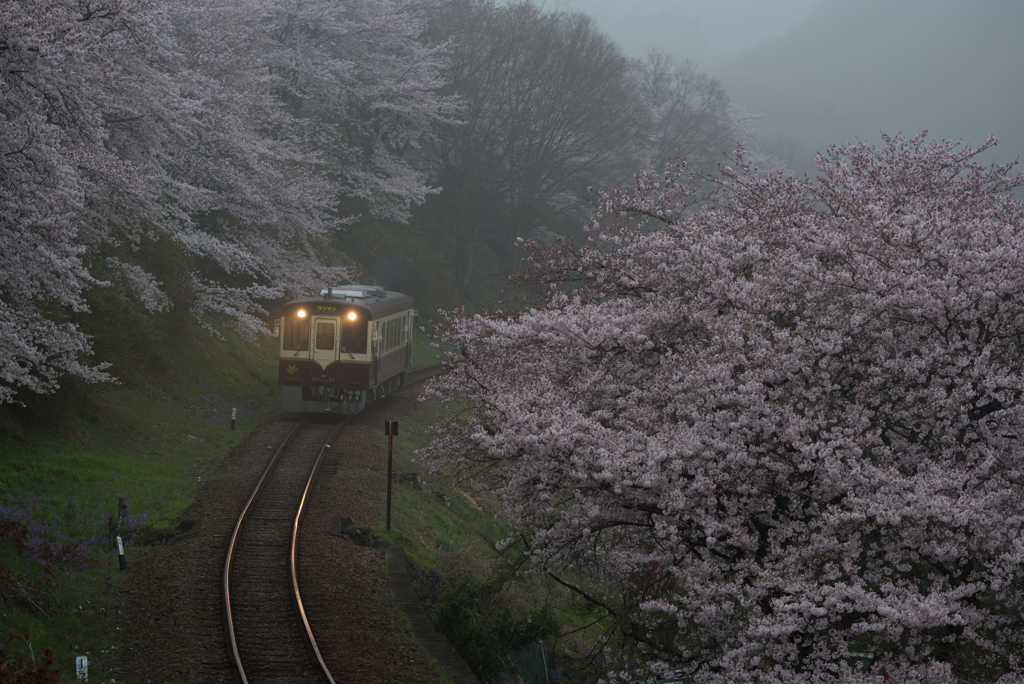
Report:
274,285,415,414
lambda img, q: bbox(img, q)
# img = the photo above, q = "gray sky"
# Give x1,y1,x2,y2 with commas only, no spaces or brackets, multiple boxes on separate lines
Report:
546,0,821,64
545,0,1024,172
716,0,1024,169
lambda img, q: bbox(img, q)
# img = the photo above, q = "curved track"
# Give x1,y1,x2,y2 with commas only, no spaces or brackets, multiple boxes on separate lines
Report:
221,363,444,683
223,418,346,683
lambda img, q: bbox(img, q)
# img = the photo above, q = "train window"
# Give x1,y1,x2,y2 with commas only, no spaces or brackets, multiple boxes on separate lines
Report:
283,317,309,351
340,317,367,354
315,322,335,351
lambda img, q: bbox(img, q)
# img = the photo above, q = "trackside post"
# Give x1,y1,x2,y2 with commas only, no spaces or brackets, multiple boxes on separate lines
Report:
116,535,126,571
385,421,399,532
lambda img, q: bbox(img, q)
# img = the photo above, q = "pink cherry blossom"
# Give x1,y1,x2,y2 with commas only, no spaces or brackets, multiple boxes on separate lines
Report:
423,133,1024,682
1,0,453,401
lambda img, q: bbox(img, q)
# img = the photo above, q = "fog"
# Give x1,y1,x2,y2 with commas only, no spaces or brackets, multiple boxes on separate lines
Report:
548,0,819,63
548,0,1024,172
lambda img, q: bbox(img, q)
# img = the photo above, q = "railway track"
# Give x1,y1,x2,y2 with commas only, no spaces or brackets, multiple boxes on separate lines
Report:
223,418,344,683
406,362,445,385
221,363,444,683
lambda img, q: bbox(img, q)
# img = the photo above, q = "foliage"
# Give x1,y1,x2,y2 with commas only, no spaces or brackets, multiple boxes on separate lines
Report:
429,574,559,680
0,0,454,403
0,631,60,684
425,0,651,285
337,216,462,316
1,0,758,403
422,1,756,290
423,134,1024,683
640,49,758,175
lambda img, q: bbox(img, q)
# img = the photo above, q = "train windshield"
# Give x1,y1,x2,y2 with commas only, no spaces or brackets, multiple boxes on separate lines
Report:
340,317,367,354
283,317,309,351
315,322,336,351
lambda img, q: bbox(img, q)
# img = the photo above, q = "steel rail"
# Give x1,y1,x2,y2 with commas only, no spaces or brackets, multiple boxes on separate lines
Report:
223,418,346,684
223,418,305,683
222,363,441,682
224,419,303,679
289,418,349,684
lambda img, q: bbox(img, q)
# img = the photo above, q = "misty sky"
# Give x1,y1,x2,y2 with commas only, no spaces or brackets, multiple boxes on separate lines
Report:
547,0,820,63
543,0,1024,172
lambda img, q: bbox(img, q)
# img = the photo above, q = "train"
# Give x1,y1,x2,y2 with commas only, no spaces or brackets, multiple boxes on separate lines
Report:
274,285,415,414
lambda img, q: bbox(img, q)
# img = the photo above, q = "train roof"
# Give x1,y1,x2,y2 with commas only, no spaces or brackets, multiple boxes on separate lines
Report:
283,285,413,319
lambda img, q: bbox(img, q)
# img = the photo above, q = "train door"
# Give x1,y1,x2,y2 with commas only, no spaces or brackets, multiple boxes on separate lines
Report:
309,316,339,385
371,322,380,385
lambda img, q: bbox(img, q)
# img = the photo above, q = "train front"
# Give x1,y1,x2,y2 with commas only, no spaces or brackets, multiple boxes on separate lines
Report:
276,295,372,414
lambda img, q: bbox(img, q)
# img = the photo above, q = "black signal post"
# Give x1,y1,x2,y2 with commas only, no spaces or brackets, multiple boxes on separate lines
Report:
385,421,399,532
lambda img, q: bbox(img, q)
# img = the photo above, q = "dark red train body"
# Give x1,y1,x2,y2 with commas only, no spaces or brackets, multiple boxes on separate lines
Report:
275,285,415,414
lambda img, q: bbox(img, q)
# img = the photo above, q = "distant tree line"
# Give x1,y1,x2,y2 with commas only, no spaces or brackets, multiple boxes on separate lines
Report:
422,0,754,286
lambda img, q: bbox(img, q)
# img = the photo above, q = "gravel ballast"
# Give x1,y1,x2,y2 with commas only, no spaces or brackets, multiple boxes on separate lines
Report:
112,384,449,683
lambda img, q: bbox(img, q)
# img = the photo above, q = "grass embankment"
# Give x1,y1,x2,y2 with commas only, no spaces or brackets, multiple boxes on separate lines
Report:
374,396,600,683
0,324,281,681
0,323,452,682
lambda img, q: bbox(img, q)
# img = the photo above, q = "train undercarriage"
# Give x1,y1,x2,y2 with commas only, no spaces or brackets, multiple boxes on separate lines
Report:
281,372,406,414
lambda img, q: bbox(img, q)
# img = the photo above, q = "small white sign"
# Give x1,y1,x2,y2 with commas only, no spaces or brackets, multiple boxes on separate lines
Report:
76,655,88,681
116,535,124,555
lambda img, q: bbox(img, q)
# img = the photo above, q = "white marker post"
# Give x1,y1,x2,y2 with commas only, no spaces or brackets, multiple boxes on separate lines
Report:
231,407,237,431
76,655,88,681
116,535,126,571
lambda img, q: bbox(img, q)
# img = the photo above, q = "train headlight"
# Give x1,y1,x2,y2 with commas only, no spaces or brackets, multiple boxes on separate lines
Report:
347,311,357,321
297,309,307,318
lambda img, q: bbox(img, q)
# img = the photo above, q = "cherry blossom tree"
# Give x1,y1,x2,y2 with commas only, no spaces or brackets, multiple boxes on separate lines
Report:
1,0,453,401
254,0,460,222
423,134,1024,683
103,0,457,332
1,0,144,402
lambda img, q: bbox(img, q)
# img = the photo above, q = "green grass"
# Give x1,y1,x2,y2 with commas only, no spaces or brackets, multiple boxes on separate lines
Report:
0,326,281,681
411,331,447,367
372,397,605,682
371,399,503,574
385,559,457,684
0,320,454,681
371,391,617,683
0,316,528,681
